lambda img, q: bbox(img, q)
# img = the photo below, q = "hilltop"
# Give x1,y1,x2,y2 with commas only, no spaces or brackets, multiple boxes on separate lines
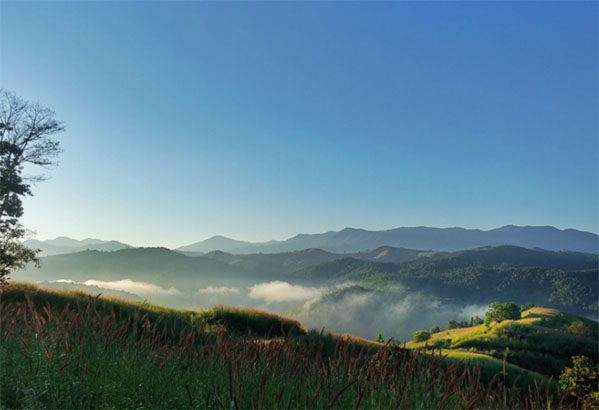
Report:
405,307,598,379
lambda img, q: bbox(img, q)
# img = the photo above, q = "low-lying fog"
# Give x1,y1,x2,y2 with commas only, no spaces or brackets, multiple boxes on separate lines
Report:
29,275,487,342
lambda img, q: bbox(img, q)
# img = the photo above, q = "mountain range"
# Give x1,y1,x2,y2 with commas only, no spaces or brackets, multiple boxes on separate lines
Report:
24,225,599,257
16,244,598,315
177,225,598,254
23,237,132,256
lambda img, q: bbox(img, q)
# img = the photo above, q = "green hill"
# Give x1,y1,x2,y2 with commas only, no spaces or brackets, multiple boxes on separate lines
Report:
406,307,599,379
0,282,579,409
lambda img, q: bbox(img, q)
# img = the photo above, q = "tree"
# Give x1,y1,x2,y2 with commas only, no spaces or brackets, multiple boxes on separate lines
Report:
445,320,460,330
521,303,535,312
430,325,441,334
0,90,62,281
470,316,484,326
484,302,521,326
559,356,599,409
412,330,431,342
376,333,384,343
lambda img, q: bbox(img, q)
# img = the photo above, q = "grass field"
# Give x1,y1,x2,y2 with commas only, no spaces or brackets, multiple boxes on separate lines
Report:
0,282,579,408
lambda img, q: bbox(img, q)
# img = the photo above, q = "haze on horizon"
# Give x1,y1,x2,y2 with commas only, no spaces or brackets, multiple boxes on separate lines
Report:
1,2,597,248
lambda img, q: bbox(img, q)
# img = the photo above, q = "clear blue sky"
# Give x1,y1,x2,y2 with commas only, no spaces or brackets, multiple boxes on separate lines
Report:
1,1,597,247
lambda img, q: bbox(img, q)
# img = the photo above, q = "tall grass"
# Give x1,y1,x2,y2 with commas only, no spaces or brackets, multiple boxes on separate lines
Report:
0,283,577,409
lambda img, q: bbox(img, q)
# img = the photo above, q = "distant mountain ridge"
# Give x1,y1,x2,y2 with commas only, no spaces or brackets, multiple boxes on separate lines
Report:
23,237,132,256
178,225,598,254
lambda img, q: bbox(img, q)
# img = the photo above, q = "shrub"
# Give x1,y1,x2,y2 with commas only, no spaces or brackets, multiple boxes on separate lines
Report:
199,305,306,337
430,339,451,349
559,356,599,408
413,330,431,342
567,321,591,338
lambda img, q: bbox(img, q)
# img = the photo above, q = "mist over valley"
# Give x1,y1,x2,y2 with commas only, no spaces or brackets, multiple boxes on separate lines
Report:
16,225,599,341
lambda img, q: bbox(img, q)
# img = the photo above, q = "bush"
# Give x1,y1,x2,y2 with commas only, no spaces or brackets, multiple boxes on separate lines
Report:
567,321,591,338
430,325,441,333
413,330,431,342
199,305,306,337
430,339,451,349
559,356,599,408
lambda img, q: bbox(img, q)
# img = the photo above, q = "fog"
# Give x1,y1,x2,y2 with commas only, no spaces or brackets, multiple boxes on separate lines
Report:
39,277,487,341
248,281,329,304
48,279,182,296
291,287,488,342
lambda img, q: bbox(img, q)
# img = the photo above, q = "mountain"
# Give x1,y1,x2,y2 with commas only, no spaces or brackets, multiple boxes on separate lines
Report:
177,235,255,253
202,248,340,275
43,236,105,247
15,247,269,289
349,246,445,262
178,225,598,254
199,246,439,276
294,245,599,314
23,237,132,256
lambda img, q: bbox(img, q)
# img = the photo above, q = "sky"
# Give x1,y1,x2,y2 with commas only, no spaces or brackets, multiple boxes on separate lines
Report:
1,1,597,248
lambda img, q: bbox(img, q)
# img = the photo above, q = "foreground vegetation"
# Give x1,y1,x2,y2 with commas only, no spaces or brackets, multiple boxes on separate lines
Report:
0,283,583,408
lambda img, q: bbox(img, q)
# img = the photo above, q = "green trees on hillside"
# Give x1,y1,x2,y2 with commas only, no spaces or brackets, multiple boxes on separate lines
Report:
446,320,461,330
484,302,521,326
0,91,62,281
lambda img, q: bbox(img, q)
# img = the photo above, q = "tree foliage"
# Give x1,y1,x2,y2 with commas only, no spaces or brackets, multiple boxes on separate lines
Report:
484,302,521,326
0,90,62,281
559,356,599,409
413,330,431,342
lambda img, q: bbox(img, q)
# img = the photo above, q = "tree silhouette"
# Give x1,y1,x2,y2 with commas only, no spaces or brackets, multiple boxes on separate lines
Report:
0,90,63,281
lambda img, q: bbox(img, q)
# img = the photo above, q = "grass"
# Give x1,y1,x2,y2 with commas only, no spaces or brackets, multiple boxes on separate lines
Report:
0,282,579,409
405,307,599,380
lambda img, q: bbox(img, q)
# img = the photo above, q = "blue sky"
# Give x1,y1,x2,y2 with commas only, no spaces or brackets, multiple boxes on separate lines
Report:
1,1,597,247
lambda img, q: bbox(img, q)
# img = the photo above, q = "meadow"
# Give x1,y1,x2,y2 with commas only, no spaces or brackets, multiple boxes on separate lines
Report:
0,283,578,409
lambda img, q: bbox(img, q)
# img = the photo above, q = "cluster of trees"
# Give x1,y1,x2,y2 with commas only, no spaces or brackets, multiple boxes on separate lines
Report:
429,316,485,334
483,302,522,326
